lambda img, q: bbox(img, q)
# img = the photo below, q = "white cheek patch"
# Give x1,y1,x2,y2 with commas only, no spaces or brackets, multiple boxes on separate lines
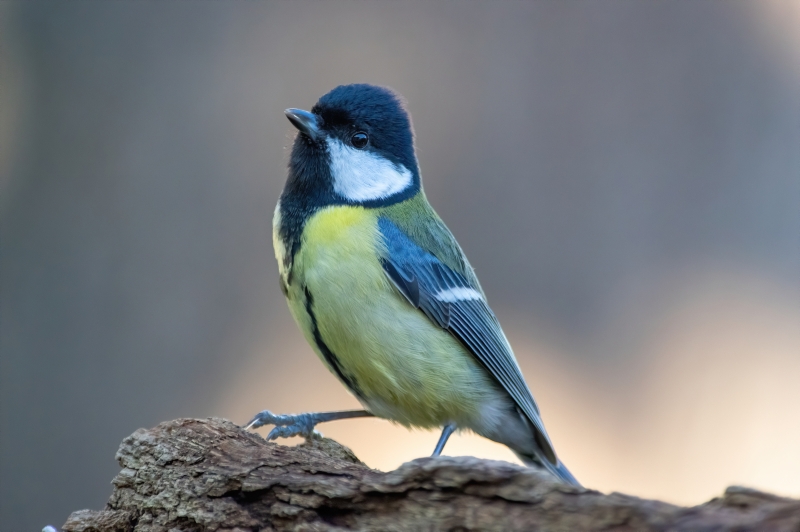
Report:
434,287,483,303
327,138,413,202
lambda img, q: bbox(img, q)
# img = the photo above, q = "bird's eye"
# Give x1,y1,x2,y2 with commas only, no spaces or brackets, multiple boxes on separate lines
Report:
351,131,368,149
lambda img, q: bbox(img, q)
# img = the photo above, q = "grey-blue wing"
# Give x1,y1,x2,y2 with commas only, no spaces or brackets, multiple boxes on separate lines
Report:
377,216,558,466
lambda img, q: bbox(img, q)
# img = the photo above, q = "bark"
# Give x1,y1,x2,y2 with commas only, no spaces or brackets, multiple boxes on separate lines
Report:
62,418,800,532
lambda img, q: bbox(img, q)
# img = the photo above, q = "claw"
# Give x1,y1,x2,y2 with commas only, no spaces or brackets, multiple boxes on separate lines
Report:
266,424,322,441
245,411,323,440
245,410,281,430
266,426,290,440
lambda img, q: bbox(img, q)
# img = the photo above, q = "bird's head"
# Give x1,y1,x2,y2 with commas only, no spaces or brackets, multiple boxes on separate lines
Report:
283,84,421,207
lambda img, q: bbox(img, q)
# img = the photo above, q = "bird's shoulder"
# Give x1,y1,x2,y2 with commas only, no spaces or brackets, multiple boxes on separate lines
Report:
376,192,482,293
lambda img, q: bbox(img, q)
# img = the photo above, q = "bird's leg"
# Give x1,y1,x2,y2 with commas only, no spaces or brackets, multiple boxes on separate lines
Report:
431,422,457,456
244,409,373,441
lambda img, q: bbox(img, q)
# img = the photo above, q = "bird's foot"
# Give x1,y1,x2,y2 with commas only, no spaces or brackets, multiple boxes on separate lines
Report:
244,410,323,441
432,422,457,456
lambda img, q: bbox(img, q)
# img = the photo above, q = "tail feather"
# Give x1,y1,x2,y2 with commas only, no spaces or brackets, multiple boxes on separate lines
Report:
516,452,582,487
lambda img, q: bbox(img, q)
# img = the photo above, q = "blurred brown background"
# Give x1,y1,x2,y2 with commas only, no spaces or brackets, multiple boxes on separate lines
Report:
2,1,799,530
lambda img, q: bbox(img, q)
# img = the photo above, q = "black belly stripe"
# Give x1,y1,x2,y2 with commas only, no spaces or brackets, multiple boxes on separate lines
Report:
303,286,362,397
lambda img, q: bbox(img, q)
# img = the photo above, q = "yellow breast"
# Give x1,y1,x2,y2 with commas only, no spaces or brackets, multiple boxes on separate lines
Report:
274,204,498,428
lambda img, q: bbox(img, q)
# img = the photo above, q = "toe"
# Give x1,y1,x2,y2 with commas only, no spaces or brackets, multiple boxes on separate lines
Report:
244,410,277,430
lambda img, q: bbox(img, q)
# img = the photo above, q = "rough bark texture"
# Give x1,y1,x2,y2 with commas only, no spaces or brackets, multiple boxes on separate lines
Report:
62,418,800,532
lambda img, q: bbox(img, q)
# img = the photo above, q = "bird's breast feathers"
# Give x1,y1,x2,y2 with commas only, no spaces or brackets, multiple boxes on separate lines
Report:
272,202,495,427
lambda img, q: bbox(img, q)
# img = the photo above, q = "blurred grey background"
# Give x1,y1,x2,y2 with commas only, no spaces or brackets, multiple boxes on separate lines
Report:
2,1,799,530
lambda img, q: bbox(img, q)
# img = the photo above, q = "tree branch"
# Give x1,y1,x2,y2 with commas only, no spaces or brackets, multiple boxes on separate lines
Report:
61,418,800,531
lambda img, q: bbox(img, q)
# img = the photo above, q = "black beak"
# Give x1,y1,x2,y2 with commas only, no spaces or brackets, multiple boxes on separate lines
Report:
285,108,321,140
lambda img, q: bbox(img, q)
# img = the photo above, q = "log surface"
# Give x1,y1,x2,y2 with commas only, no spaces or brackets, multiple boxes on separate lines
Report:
62,418,800,531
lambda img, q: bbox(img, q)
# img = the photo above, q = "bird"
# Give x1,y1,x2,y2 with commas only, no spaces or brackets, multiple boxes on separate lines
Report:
246,83,580,486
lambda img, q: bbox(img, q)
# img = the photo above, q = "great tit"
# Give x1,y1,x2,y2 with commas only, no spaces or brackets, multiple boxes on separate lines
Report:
246,84,579,486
